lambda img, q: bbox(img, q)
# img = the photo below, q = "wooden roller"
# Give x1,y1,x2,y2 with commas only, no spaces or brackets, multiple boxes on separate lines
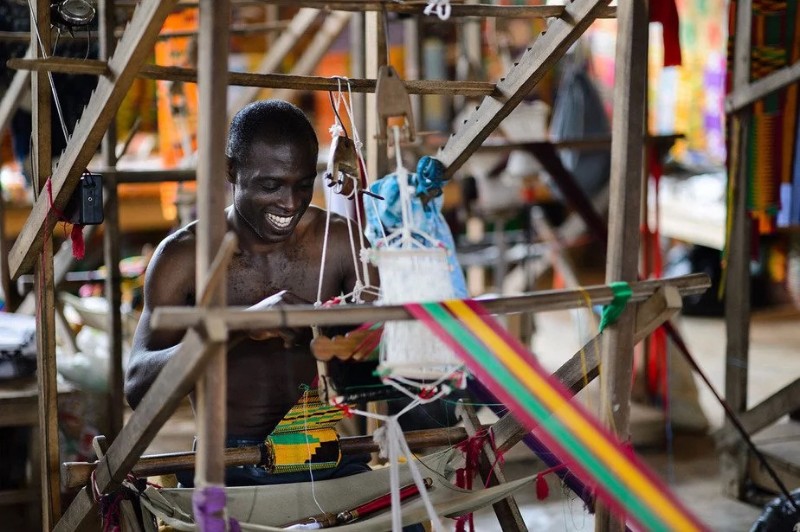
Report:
61,425,475,490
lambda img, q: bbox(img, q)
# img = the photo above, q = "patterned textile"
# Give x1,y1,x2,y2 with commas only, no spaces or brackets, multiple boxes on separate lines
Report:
728,0,800,232
264,391,345,474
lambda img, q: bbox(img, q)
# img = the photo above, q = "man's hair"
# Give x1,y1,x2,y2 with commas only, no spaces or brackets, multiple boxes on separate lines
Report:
226,99,318,172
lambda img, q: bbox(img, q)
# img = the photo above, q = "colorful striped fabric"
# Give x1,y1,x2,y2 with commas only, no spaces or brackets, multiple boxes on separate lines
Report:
407,299,707,532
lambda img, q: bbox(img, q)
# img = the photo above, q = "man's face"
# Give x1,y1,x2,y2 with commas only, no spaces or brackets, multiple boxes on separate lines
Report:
231,138,317,243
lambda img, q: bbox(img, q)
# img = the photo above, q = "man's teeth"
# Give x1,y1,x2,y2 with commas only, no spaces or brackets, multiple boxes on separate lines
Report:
267,213,293,228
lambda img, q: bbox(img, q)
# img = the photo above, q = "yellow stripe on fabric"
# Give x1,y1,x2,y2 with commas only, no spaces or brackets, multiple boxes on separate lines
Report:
444,299,701,531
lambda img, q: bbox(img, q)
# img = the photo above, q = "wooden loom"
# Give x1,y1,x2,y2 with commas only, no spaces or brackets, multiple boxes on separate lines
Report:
2,1,687,530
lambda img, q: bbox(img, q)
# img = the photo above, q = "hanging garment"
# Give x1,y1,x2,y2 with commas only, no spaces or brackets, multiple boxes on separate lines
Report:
549,64,611,200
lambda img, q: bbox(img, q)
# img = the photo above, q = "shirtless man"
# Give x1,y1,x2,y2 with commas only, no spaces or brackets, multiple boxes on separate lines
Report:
125,100,374,485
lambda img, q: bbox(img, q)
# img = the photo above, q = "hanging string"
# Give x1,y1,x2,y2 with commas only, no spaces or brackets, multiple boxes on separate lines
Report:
315,206,333,307
301,386,327,516
351,393,447,532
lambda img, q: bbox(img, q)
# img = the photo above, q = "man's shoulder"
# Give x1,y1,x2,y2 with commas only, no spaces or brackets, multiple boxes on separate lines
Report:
151,224,198,267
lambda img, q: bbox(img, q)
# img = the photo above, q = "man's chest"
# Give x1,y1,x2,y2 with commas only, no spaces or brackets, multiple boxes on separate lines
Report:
225,252,322,306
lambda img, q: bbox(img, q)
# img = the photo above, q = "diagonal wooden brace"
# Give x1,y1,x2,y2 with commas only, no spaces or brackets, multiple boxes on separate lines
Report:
491,286,683,455
9,0,179,279
457,401,528,532
437,0,612,178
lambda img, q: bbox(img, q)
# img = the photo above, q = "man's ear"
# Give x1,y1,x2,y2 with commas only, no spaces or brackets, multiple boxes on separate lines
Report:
226,156,236,184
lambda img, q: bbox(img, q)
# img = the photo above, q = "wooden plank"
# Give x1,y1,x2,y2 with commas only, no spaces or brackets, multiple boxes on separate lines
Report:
193,0,230,489
271,11,352,102
8,58,498,96
151,274,711,331
6,56,110,76
722,0,753,501
30,0,61,527
52,488,97,532
365,9,387,183
91,330,216,493
726,59,800,112
748,421,800,495
99,0,124,443
717,378,800,449
8,0,180,279
252,1,616,19
436,0,611,178
595,2,648,530
230,7,319,112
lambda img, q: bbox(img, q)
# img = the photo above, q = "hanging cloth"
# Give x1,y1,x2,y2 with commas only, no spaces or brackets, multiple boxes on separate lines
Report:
650,0,682,67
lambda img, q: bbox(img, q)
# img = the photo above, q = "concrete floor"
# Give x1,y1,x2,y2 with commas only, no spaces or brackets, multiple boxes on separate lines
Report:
138,308,799,531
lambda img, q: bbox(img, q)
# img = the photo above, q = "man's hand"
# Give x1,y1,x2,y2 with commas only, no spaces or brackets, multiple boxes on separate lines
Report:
246,290,313,347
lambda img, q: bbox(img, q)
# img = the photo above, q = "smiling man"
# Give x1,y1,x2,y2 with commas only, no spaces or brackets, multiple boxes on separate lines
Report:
125,100,375,485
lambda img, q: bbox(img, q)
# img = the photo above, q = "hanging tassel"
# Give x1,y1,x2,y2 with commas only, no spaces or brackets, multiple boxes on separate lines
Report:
535,474,549,500
70,224,85,260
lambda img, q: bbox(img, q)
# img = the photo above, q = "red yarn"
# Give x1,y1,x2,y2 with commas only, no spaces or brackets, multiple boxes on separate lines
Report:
535,474,549,500
331,398,354,418
70,224,85,260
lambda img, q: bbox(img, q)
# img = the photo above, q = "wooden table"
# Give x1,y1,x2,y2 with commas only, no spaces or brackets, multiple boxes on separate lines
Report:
0,376,80,529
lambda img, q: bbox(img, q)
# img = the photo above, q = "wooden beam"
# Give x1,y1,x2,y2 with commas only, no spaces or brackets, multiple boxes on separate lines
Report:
254,1,616,19
51,488,97,532
596,1,648,530
365,9,386,184
6,56,110,76
8,0,180,279
8,58,498,96
151,274,710,331
723,0,753,501
726,59,800,113
194,0,230,488
716,378,800,449
436,0,612,178
230,7,319,112
99,0,124,442
91,331,217,493
30,0,61,527
272,11,352,101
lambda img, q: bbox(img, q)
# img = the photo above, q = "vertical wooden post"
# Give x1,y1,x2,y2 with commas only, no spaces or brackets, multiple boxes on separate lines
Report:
99,0,124,442
595,1,648,531
31,0,60,527
365,9,388,183
350,13,366,141
403,15,422,134
722,0,753,500
194,0,230,488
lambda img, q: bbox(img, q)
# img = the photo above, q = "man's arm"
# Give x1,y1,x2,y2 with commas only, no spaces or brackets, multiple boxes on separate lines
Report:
125,233,195,409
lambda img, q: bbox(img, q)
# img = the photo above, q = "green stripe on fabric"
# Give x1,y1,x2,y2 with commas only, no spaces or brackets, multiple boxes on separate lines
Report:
420,302,667,530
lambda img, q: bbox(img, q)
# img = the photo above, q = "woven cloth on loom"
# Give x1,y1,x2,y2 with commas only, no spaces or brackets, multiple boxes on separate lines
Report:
728,0,800,233
264,390,344,474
